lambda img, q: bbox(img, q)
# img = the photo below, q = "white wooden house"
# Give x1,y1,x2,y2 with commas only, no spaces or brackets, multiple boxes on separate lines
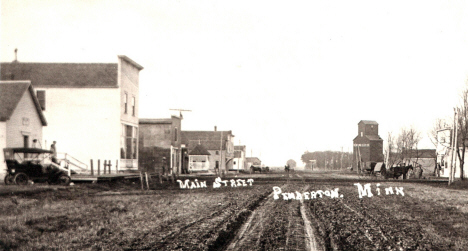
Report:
0,81,47,181
188,143,211,172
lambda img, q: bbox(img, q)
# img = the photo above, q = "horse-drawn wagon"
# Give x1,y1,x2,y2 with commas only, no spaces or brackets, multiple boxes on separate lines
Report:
358,161,414,180
384,164,413,180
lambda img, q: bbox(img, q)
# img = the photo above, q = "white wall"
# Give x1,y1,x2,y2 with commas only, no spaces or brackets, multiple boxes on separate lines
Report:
0,122,6,182
1,90,44,182
39,88,121,167
6,90,43,148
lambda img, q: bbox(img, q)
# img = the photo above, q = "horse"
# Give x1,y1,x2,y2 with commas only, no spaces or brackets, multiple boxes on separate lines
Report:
385,165,413,179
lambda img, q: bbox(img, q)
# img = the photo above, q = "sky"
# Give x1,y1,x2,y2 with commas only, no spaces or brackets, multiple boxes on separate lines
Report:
2,0,468,167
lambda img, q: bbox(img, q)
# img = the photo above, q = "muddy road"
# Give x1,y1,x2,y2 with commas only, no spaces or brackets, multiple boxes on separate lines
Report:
1,170,468,250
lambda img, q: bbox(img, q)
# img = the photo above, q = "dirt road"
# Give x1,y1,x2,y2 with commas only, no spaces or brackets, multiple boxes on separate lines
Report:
1,171,468,250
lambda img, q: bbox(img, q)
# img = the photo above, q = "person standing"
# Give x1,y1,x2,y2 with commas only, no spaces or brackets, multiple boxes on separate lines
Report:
50,141,58,164
32,139,38,148
161,157,167,176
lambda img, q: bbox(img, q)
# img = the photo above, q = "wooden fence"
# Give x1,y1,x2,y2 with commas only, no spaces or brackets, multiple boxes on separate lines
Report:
89,159,119,175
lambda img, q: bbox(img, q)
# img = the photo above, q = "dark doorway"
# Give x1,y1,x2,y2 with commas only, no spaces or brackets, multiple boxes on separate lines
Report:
23,135,29,148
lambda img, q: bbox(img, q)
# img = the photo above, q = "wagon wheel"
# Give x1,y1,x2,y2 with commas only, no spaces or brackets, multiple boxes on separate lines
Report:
57,174,71,186
4,174,15,185
14,173,29,186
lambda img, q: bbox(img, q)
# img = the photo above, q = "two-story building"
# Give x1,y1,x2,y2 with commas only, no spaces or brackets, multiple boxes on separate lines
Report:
138,116,182,174
232,145,247,171
181,127,235,173
0,81,47,181
1,55,143,172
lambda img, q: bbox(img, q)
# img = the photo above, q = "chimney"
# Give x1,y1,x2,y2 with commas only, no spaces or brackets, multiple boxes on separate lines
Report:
214,126,217,131
13,48,18,63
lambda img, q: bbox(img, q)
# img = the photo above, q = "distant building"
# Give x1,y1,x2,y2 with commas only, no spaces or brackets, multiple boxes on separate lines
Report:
0,81,47,181
306,160,317,169
1,56,143,172
138,116,182,174
353,120,384,170
398,149,436,177
233,145,246,171
187,143,211,172
245,157,261,167
181,128,235,173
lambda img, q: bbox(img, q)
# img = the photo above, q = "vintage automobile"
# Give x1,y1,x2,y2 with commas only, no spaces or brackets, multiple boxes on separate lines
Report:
3,148,71,186
250,165,269,173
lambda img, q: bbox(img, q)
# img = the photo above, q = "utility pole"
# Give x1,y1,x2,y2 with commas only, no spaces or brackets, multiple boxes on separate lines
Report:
450,108,458,185
341,147,343,170
220,130,223,176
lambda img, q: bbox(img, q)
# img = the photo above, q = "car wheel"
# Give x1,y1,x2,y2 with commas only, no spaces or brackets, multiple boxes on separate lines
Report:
57,174,71,186
4,174,14,185
14,173,29,186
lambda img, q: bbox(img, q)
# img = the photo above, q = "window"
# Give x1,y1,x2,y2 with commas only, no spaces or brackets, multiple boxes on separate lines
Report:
121,124,138,159
124,93,128,114
36,90,46,110
216,151,219,155
132,96,136,116
174,127,178,142
360,132,363,137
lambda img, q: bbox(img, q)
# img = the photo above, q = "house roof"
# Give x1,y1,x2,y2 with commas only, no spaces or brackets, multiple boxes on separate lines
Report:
1,62,118,88
365,135,383,141
353,134,383,141
0,81,47,125
189,144,211,155
182,130,234,151
407,149,436,159
359,120,379,125
246,157,261,162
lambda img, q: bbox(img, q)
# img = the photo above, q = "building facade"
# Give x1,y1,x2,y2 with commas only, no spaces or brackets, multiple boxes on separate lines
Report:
353,120,384,169
187,143,211,172
0,81,47,181
436,128,468,178
181,128,235,173
232,145,246,171
1,56,143,172
138,116,182,174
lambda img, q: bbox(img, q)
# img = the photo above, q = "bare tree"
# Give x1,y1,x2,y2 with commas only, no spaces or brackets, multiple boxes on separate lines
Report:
428,118,448,176
385,132,399,168
385,126,422,169
455,84,468,180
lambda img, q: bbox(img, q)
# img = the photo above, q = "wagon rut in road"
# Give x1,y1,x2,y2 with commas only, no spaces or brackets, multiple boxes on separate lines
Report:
226,185,324,251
